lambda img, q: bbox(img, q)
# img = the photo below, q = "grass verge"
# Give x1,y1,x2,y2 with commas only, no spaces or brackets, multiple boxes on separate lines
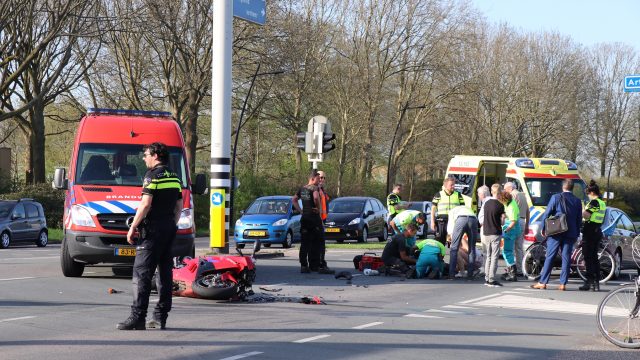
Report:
325,242,386,250
48,228,63,243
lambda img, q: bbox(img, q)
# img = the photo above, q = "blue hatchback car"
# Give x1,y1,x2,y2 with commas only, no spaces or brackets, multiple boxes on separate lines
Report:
234,196,301,248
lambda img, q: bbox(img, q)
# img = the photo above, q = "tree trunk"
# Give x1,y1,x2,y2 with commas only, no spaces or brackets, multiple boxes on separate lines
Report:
358,113,375,181
29,100,46,184
184,92,199,173
336,113,348,197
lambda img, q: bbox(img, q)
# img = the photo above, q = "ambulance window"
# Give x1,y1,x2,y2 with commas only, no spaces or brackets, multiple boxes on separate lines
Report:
450,174,475,196
506,178,523,191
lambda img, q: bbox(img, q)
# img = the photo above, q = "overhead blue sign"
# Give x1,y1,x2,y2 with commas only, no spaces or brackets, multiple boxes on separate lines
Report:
624,75,640,92
233,0,266,25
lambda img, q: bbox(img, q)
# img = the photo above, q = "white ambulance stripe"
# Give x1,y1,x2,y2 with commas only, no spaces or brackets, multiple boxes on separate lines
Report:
119,201,141,211
97,201,127,214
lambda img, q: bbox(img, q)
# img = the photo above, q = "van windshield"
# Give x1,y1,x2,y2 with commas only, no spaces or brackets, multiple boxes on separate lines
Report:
75,143,187,187
524,178,586,207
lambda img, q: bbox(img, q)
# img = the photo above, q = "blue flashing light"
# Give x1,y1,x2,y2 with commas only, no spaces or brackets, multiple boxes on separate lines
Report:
564,160,578,170
87,108,172,118
515,158,535,169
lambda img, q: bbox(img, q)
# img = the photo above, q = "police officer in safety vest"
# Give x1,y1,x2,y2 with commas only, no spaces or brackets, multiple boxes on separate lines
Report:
430,176,465,246
579,180,606,292
387,183,406,225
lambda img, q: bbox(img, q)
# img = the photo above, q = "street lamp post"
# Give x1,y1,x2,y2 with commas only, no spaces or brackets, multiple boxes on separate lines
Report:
605,138,636,204
386,103,426,195
228,64,284,251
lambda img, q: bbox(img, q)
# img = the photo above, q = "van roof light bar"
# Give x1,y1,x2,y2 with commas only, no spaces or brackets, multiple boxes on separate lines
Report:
87,108,172,118
515,158,535,169
564,160,578,170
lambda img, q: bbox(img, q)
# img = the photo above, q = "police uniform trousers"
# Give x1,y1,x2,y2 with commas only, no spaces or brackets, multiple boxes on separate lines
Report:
131,219,176,321
582,222,602,282
299,215,323,269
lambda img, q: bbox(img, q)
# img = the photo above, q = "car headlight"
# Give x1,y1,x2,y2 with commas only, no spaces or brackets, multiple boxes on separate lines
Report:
348,217,361,225
236,219,243,226
71,205,96,227
272,218,288,226
177,208,193,230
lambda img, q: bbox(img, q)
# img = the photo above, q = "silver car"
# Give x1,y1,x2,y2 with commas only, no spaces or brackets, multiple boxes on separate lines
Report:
406,201,432,239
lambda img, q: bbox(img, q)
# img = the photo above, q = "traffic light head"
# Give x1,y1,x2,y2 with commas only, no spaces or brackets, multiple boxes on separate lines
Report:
322,132,336,153
296,132,316,153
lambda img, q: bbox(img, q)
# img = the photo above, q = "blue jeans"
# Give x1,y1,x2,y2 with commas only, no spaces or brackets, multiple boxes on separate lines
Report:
416,247,443,278
539,236,576,285
449,216,478,276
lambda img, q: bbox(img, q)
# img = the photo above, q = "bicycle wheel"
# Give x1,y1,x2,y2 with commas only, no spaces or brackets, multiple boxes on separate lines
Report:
576,249,615,284
597,285,640,349
523,243,546,281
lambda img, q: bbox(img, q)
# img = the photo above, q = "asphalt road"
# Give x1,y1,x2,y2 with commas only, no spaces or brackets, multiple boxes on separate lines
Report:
0,238,639,360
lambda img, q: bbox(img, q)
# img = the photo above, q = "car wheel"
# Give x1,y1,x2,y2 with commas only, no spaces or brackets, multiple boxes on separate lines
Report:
263,243,271,248
112,267,133,277
0,231,10,249
378,225,388,242
190,244,196,258
236,243,246,249
283,231,293,248
35,230,48,247
613,251,622,279
61,237,84,277
357,227,368,243
336,239,344,244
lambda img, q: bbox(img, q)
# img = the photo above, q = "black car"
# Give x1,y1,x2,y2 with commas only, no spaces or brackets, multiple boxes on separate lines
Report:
0,198,48,248
323,197,388,243
604,207,639,277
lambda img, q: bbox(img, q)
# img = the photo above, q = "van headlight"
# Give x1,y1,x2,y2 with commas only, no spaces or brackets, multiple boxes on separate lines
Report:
177,208,193,230
272,218,288,226
71,205,96,227
348,218,361,225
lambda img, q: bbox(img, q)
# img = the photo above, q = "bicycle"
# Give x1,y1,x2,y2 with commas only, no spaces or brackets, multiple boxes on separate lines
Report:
596,234,640,348
522,236,616,283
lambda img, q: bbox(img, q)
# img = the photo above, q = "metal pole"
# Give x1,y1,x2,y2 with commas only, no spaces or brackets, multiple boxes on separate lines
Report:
210,0,232,253
386,105,407,195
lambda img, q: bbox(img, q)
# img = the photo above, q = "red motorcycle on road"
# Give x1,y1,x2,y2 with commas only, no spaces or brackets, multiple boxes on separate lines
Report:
157,241,260,300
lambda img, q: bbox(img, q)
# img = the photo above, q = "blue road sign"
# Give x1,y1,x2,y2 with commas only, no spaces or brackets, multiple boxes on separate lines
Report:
624,75,640,92
233,0,266,25
211,191,224,206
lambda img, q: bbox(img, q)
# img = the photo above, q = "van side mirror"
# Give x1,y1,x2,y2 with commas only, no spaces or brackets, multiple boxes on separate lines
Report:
193,173,206,195
52,168,68,190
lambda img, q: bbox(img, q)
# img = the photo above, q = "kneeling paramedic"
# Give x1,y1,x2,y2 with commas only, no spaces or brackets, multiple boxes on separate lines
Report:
415,239,446,279
389,210,426,248
117,142,182,330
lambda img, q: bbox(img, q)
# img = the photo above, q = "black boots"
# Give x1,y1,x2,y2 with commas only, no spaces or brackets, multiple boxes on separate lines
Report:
117,315,145,330
579,278,600,292
501,265,518,282
579,280,591,291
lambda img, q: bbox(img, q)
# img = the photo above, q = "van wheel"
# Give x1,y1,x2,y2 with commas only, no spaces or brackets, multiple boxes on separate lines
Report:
35,230,48,247
0,231,10,249
190,244,196,258
61,238,84,277
263,243,271,248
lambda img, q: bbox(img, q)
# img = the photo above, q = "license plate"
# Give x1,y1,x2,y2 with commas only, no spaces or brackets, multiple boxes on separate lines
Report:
114,248,136,256
325,228,340,233
247,230,266,237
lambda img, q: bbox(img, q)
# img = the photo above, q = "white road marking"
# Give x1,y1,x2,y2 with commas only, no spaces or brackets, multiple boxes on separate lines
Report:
0,316,36,323
0,277,35,281
458,293,503,304
218,351,264,360
404,314,443,319
442,305,478,310
352,322,383,329
467,294,603,316
268,283,289,287
424,309,461,314
293,334,331,343
510,287,536,292
0,256,59,261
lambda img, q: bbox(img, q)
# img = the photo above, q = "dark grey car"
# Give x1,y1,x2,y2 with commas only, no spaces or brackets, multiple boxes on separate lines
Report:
604,207,639,277
0,199,48,248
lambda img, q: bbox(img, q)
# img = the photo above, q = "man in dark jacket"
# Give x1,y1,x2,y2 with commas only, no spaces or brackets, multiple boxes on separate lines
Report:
531,179,583,291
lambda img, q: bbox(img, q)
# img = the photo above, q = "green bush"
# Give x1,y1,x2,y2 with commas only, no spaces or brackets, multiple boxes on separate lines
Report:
608,177,640,218
0,183,65,228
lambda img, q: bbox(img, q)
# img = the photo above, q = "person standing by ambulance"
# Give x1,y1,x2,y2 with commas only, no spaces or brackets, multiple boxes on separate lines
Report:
117,142,182,330
504,182,530,278
579,180,606,291
431,177,465,246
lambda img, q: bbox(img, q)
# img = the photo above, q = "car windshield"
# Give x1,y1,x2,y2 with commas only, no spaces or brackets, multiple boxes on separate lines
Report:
0,202,14,218
246,199,290,215
75,143,187,187
329,200,365,214
524,178,586,207
407,202,423,211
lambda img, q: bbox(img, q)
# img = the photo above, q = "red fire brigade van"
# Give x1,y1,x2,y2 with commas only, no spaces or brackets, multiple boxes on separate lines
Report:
53,108,205,277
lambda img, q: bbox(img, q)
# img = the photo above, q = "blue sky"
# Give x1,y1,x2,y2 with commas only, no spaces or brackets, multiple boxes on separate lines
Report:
470,0,640,50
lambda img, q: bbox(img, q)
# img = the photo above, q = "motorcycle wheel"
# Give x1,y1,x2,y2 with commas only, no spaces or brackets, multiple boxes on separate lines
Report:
192,272,239,300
